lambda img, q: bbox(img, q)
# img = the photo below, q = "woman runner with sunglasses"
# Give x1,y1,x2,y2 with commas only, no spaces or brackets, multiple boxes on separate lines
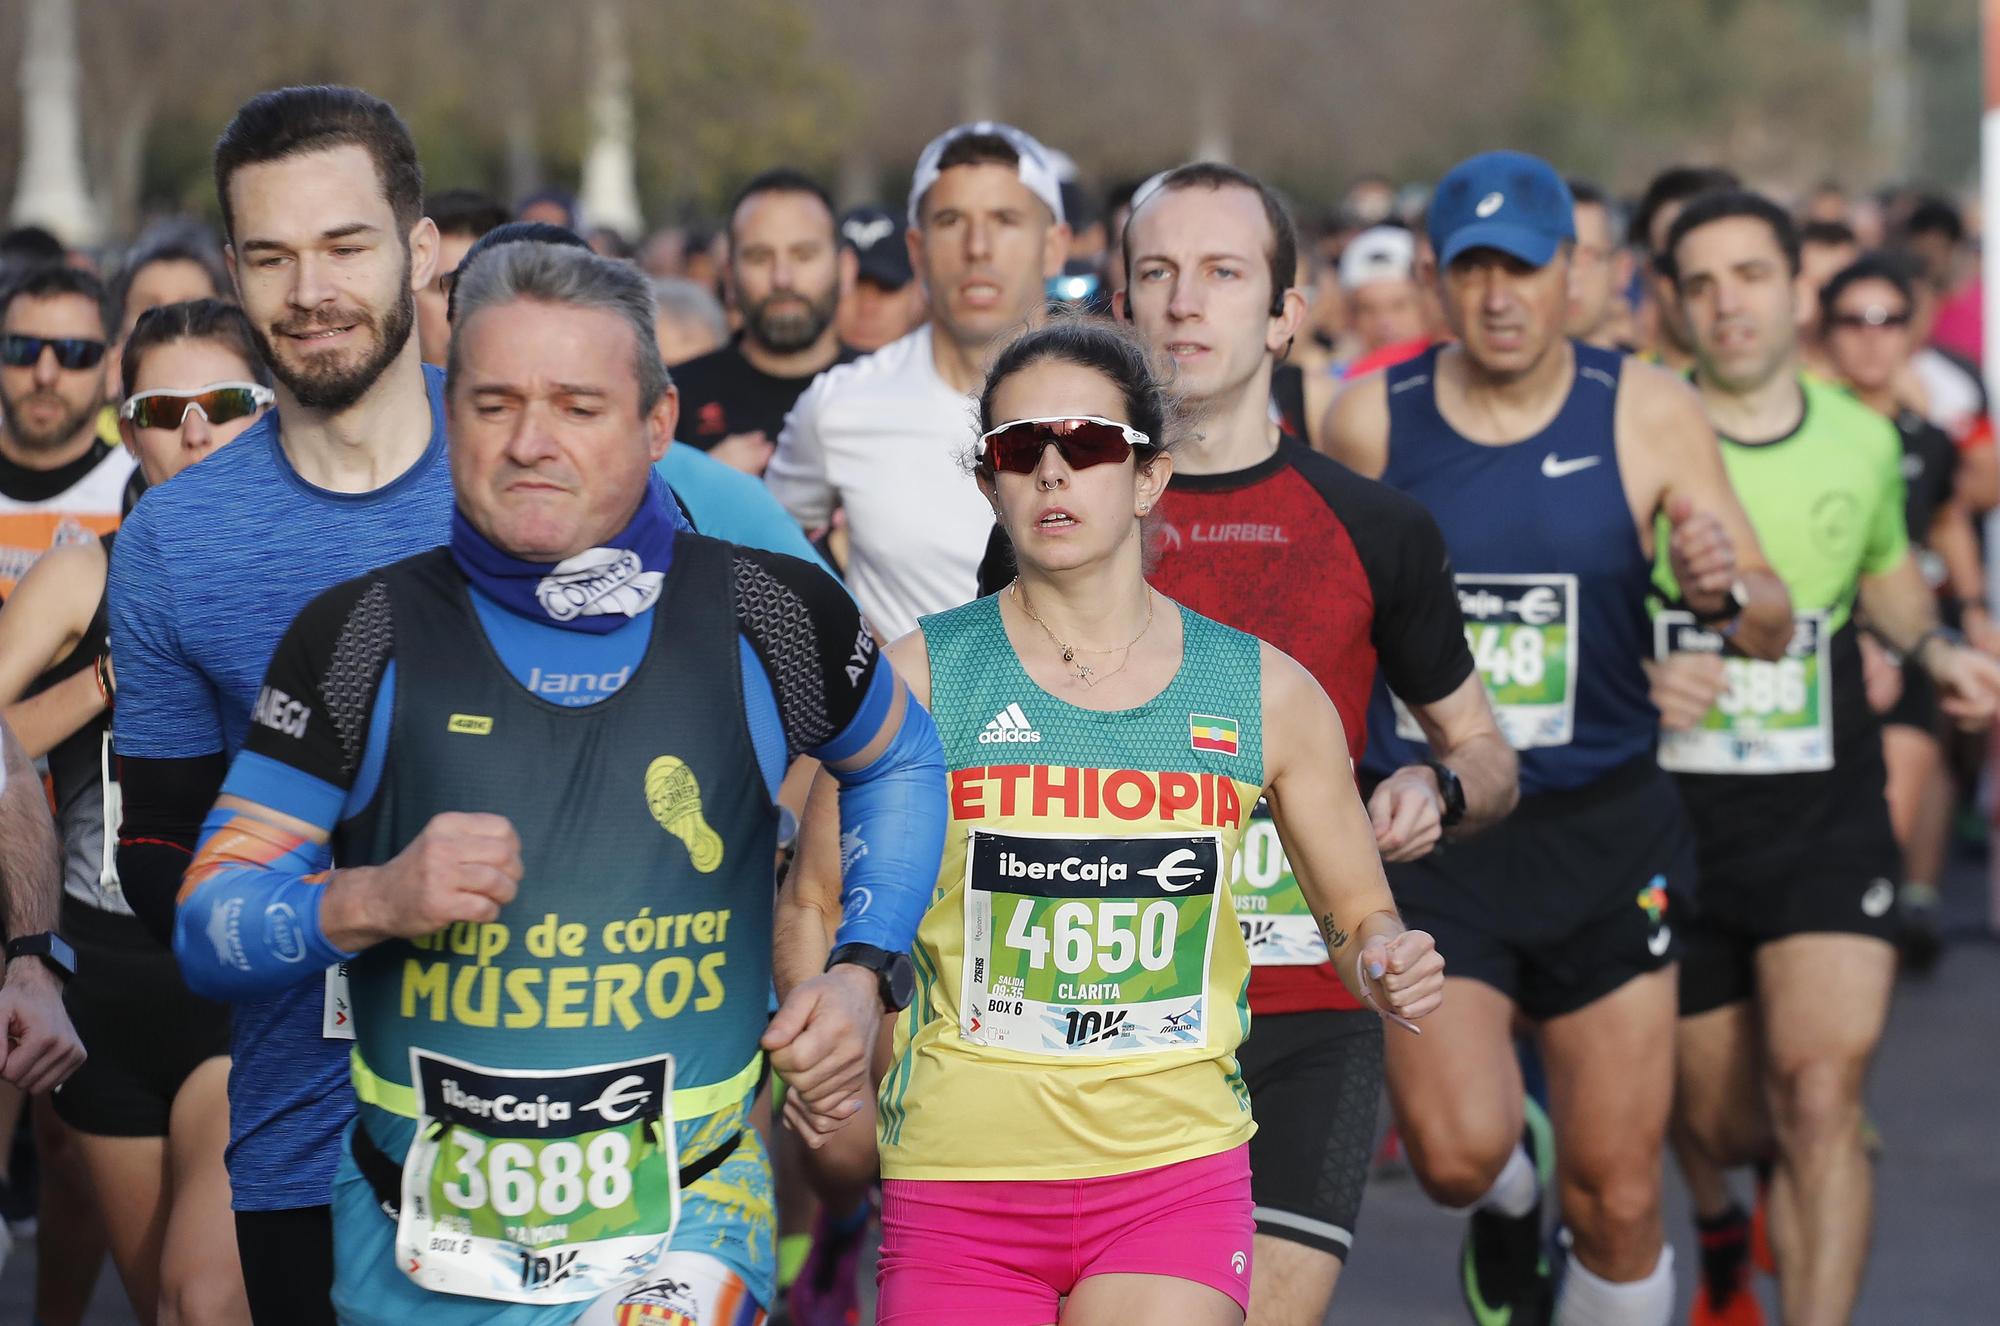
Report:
0,298,268,1324
776,319,1445,1325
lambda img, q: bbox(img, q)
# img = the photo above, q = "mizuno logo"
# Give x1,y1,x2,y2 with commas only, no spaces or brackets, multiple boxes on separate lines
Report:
978,702,1043,744
1137,847,1205,893
1540,453,1602,479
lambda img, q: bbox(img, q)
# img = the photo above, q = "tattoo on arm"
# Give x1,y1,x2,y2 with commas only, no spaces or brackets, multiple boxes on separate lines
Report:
1318,914,1350,951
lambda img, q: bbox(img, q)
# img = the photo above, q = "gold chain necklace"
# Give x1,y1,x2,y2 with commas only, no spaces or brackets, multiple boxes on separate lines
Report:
1012,580,1155,687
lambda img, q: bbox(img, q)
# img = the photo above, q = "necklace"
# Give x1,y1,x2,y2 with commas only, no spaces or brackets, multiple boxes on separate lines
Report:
1012,580,1155,687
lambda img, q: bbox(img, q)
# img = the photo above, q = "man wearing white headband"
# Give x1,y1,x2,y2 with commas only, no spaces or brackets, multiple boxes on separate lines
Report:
768,121,1070,640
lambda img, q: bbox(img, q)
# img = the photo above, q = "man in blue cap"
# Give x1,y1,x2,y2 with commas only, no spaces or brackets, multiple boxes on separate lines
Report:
1325,150,1793,1326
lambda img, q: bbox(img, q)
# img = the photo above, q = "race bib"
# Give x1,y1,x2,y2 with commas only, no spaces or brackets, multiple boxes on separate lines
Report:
1232,802,1324,967
1654,611,1833,775
1398,573,1578,749
960,828,1221,1057
395,1050,678,1304
324,963,355,1040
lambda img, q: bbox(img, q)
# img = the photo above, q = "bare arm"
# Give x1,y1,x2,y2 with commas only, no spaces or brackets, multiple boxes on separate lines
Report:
1261,644,1442,1021
1406,671,1518,834
0,717,85,1092
0,719,60,942
1620,364,1791,660
0,542,106,758
1317,370,1392,477
1862,552,2000,728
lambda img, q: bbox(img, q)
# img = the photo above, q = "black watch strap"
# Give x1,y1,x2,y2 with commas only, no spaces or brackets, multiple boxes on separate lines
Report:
4,932,77,982
826,942,915,1012
1424,759,1467,829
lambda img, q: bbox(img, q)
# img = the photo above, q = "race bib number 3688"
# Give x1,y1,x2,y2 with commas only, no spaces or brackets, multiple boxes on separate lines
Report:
960,829,1221,1058
396,1050,678,1304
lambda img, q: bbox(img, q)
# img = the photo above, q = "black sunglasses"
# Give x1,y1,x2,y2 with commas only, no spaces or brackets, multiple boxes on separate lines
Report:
0,334,107,370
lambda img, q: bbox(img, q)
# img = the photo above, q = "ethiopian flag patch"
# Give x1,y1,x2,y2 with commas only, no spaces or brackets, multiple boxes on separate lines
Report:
1189,713,1240,755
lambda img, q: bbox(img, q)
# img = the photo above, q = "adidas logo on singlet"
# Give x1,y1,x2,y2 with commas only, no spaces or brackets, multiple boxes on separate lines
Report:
978,701,1043,744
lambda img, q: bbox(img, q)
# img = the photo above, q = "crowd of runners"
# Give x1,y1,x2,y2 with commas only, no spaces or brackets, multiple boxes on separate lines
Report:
0,81,1993,1326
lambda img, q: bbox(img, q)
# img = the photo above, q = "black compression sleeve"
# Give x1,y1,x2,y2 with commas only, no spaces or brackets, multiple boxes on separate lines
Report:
117,751,226,946
731,547,882,757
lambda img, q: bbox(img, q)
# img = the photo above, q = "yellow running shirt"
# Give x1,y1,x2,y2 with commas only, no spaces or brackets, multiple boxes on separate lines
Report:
878,594,1263,1181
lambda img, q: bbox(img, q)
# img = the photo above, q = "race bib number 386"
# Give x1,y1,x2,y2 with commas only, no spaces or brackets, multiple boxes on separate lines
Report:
1654,610,1832,775
396,1050,678,1304
960,829,1221,1058
1397,573,1579,749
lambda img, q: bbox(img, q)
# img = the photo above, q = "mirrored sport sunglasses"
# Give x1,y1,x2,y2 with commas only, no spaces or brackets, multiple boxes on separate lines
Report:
979,415,1154,475
120,381,274,430
0,333,107,370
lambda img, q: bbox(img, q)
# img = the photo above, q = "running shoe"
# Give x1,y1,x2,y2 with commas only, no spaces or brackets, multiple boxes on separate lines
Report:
787,1199,869,1326
1460,1097,1554,1326
1691,1205,1764,1326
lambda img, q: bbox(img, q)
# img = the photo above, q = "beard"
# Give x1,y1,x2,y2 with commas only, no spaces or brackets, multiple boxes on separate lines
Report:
744,278,839,355
253,254,416,412
0,385,97,454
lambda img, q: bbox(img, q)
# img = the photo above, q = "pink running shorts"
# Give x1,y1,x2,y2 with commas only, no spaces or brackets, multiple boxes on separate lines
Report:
875,1143,1254,1324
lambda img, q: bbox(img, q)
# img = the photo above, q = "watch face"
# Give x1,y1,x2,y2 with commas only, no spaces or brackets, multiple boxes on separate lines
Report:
886,955,916,1010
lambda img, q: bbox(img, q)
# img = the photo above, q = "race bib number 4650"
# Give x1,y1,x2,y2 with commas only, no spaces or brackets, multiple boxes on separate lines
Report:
396,1050,678,1304
1398,573,1578,749
960,829,1221,1058
1654,610,1832,775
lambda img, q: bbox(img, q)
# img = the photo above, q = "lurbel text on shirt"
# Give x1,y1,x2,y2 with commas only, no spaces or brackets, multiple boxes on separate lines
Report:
1156,521,1290,552
948,764,1245,829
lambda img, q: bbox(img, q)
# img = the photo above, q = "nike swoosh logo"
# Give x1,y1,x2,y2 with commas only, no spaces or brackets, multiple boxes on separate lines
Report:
1540,453,1602,478
1648,926,1672,957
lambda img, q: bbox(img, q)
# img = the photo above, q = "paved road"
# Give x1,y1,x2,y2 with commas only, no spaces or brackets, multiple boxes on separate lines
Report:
8,868,1995,1324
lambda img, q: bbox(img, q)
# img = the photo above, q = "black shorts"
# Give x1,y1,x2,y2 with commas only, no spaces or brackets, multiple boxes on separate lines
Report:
1881,657,1941,734
1677,752,1900,1016
1238,1008,1382,1260
1383,756,1693,1023
54,894,231,1137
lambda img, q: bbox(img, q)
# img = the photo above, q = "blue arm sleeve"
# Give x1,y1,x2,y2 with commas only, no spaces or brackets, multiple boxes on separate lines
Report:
823,690,947,954
173,806,353,1001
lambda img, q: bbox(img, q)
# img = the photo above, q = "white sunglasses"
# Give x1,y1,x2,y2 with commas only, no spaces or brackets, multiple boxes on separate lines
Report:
121,380,274,430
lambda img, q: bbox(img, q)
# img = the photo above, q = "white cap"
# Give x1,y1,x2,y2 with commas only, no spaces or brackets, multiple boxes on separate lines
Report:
907,122,1067,228
1339,226,1417,291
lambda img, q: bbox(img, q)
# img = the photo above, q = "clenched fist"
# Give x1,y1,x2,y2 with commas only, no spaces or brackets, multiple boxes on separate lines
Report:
324,812,524,950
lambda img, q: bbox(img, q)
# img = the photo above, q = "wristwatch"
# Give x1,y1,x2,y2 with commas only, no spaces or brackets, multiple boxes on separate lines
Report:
4,932,77,983
826,942,916,1013
1423,758,1467,830
1692,579,1748,631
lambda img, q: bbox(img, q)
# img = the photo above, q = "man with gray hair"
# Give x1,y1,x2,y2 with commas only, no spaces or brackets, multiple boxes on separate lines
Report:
650,275,729,367
175,239,948,1324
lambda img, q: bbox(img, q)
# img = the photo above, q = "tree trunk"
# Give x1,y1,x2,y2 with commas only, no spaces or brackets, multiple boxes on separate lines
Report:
577,0,644,240
12,0,100,247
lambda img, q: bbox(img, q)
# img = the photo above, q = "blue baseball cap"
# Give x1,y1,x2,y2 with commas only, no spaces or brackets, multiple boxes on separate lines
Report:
1426,150,1575,270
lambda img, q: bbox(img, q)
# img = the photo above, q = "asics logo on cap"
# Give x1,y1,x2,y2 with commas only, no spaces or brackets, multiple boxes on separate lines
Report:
1476,191,1504,217
979,702,1043,744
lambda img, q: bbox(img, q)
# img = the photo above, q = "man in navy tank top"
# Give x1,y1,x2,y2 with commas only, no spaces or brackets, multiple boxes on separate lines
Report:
1324,150,1794,1326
